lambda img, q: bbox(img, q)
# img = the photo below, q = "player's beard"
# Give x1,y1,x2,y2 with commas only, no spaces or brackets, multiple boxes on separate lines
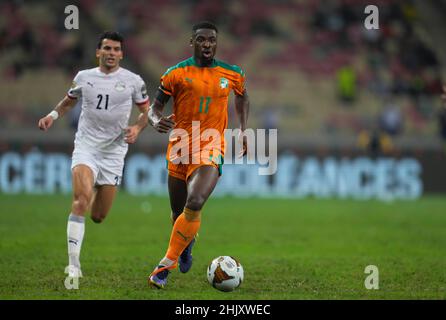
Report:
200,50,215,65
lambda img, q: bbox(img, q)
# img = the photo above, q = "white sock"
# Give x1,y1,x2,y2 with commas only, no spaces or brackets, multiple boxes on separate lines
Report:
67,213,85,268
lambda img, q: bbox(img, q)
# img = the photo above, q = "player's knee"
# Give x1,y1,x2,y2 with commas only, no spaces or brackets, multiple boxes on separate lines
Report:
91,215,104,224
91,209,107,224
185,195,205,212
72,194,91,214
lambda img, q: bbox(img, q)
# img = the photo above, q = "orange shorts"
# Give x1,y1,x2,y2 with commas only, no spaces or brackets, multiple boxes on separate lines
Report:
167,155,223,181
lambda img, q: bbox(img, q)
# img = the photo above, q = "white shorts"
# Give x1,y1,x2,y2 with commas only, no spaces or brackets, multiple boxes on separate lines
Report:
71,147,124,186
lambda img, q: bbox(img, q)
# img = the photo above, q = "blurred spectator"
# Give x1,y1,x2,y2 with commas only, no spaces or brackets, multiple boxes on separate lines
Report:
378,99,403,136
357,128,394,157
262,106,279,132
337,65,357,104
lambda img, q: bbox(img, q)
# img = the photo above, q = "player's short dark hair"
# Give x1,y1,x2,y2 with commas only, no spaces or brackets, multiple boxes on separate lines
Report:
97,31,124,49
192,21,218,34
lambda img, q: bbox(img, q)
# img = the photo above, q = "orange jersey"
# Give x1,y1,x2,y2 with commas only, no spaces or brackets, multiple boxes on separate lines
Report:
160,56,246,164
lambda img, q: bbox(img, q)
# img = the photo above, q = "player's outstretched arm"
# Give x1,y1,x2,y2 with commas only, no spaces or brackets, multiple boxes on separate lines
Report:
125,101,149,144
235,89,250,156
148,89,175,133
38,96,78,131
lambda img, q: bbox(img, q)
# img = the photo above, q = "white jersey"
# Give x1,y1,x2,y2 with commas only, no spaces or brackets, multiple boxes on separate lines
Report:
67,67,149,155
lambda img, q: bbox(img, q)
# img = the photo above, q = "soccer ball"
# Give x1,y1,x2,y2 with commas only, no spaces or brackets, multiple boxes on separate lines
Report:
207,256,244,292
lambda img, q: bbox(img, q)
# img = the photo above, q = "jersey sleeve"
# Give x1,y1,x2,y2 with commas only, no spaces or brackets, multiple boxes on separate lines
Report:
159,69,176,96
232,70,246,96
67,72,83,99
132,75,149,105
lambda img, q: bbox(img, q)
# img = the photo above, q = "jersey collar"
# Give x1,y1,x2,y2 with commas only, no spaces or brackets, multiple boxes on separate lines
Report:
191,56,217,68
96,66,122,76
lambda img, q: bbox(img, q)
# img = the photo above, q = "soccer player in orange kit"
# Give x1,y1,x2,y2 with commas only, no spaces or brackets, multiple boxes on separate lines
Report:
147,21,250,288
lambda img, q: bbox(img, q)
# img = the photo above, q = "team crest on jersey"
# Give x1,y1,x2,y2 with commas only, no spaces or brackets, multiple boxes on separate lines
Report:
220,77,228,89
70,81,77,89
115,81,126,91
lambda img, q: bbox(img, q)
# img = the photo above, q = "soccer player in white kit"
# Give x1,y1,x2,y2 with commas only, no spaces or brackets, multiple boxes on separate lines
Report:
38,32,149,278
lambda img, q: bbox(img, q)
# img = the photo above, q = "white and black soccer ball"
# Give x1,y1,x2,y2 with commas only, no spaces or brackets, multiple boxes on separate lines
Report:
207,256,244,292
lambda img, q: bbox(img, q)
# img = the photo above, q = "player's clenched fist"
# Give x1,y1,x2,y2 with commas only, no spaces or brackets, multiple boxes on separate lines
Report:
38,115,54,131
153,114,175,133
124,126,140,144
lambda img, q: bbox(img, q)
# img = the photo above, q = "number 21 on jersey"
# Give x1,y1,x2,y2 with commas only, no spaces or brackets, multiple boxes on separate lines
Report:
96,94,109,110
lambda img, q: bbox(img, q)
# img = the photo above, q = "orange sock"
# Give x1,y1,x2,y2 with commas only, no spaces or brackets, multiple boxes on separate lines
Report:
165,208,201,263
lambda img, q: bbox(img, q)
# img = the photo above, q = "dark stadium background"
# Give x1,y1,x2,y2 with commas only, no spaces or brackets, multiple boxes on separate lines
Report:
1,0,446,300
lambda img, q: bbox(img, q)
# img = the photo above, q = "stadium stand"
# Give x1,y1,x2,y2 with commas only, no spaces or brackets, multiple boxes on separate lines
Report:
0,0,445,150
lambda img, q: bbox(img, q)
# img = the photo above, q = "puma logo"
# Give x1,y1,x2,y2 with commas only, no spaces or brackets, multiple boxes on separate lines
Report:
176,231,190,242
69,239,78,245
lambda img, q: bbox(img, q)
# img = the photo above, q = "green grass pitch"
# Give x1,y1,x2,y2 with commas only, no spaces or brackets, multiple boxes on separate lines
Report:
1,193,445,299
